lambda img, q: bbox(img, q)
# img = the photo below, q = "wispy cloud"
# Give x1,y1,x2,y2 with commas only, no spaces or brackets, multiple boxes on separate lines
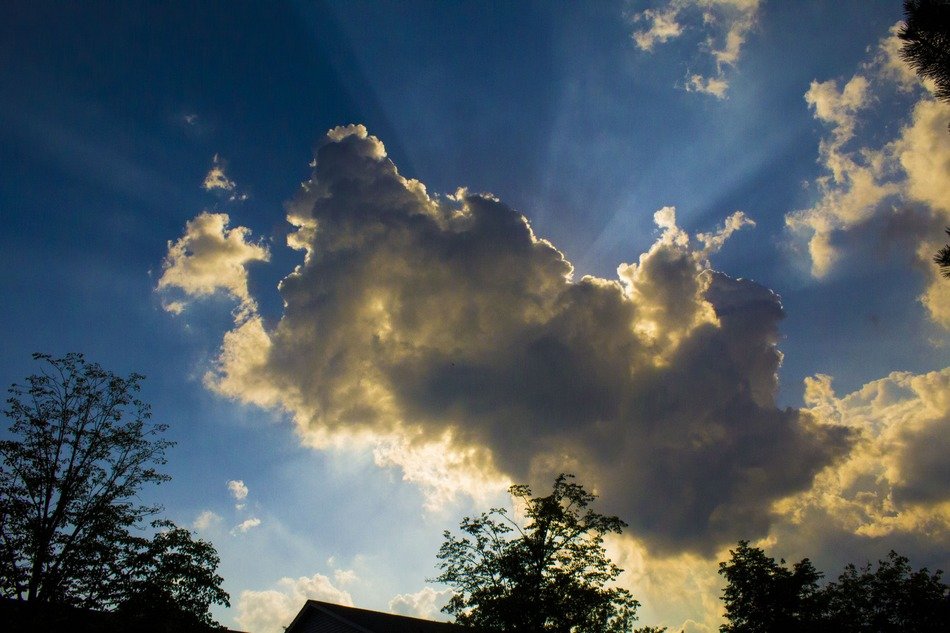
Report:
193,510,223,532
630,0,761,98
228,479,249,500
232,517,262,534
203,153,236,191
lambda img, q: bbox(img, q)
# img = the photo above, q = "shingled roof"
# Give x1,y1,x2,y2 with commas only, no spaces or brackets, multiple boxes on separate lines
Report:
285,600,474,633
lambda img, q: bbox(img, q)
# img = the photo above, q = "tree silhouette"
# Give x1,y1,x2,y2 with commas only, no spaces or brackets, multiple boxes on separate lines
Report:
935,227,950,277
823,551,949,633
0,353,228,626
900,3,950,278
718,541,950,633
116,520,230,629
434,474,638,633
900,0,950,104
718,541,824,633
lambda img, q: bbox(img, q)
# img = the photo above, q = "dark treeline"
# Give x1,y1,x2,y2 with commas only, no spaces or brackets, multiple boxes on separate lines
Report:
435,475,949,633
717,540,949,633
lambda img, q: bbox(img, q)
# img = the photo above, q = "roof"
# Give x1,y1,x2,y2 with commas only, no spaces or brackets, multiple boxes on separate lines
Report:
286,600,474,633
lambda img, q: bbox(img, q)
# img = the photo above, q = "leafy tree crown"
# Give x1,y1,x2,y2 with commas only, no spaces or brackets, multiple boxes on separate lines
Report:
434,473,639,633
0,353,229,627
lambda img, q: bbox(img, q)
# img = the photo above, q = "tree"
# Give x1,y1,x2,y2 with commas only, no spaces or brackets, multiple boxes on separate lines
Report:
718,541,950,633
900,3,950,276
116,520,230,630
822,551,950,633
899,0,950,105
434,474,639,633
718,541,825,633
935,227,950,277
0,353,228,626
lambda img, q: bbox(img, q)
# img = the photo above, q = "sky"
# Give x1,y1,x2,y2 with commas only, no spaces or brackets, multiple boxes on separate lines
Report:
1,1,948,631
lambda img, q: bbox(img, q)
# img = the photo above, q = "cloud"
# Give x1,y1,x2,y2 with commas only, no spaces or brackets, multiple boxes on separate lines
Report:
785,23,950,326
228,479,249,500
696,210,755,259
191,124,851,554
236,574,353,633
632,6,683,51
631,0,761,98
233,517,262,534
776,369,950,542
608,535,724,633
157,212,270,321
389,586,453,620
193,510,223,532
333,569,358,586
754,368,950,590
203,153,236,191
608,370,949,630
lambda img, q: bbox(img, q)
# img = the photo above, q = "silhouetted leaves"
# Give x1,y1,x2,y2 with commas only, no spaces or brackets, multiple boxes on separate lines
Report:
900,0,950,104
719,541,949,633
823,551,949,633
718,541,824,633
935,227,950,277
434,474,638,633
0,353,228,627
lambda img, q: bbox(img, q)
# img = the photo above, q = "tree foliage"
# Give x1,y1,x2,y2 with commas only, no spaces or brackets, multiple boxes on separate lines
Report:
116,520,230,629
822,551,950,633
900,2,950,275
0,353,228,626
935,227,950,278
900,0,950,104
718,541,949,633
434,474,638,633
718,541,824,633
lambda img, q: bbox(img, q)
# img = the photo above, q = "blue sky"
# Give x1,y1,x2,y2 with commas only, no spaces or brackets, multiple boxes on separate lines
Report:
2,2,948,631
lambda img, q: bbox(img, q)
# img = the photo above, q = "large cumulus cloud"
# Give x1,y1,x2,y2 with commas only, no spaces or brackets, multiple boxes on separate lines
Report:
162,124,850,554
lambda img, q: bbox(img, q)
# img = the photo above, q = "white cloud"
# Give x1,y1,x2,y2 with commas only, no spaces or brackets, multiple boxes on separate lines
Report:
876,23,923,93
228,479,249,500
333,569,358,586
785,23,950,326
686,73,730,98
776,369,950,540
696,210,755,259
236,574,353,633
193,510,223,532
157,212,270,321
203,153,236,191
609,535,725,633
632,6,683,51
804,75,870,142
233,517,262,534
388,586,453,620
631,0,761,98
192,124,848,554
611,362,950,630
